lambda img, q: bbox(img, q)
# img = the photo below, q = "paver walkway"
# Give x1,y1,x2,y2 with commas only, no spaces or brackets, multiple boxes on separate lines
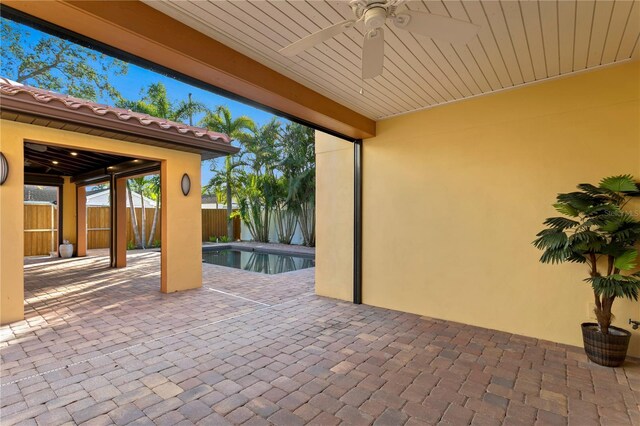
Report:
1,251,639,425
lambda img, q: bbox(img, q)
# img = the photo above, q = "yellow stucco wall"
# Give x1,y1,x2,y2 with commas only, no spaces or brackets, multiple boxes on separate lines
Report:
361,61,640,356
315,131,354,301
0,124,24,324
160,155,203,294
0,120,202,324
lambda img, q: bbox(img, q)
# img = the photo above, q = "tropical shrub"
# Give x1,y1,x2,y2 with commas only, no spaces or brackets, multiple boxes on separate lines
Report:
274,176,298,244
201,106,255,240
279,123,315,246
235,173,277,243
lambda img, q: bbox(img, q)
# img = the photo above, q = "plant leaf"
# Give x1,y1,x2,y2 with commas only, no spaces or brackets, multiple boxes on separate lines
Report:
599,175,638,193
614,249,638,271
553,203,578,217
543,217,580,229
585,274,640,300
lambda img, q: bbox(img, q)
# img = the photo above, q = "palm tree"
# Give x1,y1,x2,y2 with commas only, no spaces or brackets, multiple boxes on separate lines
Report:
118,84,206,247
200,106,255,240
146,175,161,247
279,123,315,246
173,93,208,125
116,83,207,123
235,118,282,242
273,176,297,244
126,180,142,248
244,117,281,175
127,177,149,249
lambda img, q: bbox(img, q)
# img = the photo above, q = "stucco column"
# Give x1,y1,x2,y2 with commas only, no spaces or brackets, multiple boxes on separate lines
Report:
76,185,87,257
315,131,354,301
110,176,127,268
161,155,202,293
0,133,24,324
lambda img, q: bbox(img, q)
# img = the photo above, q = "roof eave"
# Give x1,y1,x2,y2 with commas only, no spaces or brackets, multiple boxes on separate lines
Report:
0,94,239,157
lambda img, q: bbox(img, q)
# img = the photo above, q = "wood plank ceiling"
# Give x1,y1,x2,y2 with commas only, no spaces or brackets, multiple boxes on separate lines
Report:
23,142,134,177
145,0,640,120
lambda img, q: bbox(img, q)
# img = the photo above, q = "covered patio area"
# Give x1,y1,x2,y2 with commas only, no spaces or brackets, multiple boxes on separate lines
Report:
0,77,238,325
1,253,638,425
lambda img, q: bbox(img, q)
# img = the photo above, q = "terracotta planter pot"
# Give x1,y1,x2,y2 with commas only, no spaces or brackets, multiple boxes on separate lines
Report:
581,322,631,367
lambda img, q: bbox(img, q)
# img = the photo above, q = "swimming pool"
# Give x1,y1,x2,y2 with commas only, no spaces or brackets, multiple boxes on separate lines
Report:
202,247,315,274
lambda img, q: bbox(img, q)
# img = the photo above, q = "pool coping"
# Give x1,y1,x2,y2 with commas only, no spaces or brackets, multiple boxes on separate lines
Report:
202,241,315,259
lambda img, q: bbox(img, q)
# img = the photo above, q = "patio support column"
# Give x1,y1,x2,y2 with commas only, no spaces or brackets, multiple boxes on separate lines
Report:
315,131,354,302
0,132,24,324
160,156,203,293
76,185,87,257
110,175,127,268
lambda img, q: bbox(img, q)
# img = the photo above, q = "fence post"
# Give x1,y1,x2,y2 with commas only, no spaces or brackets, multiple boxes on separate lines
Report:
77,186,87,257
50,203,55,254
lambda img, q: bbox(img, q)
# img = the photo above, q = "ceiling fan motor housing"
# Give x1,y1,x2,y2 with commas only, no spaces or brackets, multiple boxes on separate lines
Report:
364,7,388,31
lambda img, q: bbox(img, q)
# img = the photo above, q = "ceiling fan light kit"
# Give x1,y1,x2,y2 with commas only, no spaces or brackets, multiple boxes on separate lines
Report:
279,0,480,80
364,6,387,31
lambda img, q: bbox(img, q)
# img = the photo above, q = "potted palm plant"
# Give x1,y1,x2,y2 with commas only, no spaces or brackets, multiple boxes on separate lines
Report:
534,175,640,367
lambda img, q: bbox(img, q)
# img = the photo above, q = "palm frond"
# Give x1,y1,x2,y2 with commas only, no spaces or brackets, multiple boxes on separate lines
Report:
585,275,640,300
599,174,638,193
543,217,580,229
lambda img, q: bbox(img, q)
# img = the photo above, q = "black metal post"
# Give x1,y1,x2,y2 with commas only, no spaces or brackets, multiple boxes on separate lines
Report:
353,140,363,304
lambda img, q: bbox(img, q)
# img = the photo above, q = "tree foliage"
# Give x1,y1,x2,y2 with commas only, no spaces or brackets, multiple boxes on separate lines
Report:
232,119,283,242
1,15,317,248
279,123,316,246
1,18,128,101
203,114,316,246
200,106,256,240
117,83,209,248
533,175,640,334
116,83,207,123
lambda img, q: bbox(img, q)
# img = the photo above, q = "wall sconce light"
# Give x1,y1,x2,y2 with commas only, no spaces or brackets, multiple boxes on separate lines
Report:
181,173,191,196
0,152,8,185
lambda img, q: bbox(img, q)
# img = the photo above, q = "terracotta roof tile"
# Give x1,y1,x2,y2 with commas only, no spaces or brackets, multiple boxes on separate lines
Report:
0,77,231,145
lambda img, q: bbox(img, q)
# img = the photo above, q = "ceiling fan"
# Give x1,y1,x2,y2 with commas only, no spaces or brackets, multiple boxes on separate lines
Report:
279,0,480,80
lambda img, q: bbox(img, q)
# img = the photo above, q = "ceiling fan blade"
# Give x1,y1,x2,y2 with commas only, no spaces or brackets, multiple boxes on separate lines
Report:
393,10,479,44
279,20,355,57
362,28,385,79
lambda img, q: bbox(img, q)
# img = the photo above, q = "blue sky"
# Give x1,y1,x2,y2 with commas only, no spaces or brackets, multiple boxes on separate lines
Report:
103,64,280,184
3,18,284,185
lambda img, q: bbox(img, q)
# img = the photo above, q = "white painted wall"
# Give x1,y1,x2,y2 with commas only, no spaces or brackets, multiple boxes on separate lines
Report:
240,213,305,245
87,189,156,208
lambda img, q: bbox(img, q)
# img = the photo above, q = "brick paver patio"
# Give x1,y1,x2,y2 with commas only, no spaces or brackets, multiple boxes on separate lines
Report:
1,251,639,425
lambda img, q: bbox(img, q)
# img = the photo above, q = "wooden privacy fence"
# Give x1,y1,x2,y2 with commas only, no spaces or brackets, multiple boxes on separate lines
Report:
202,208,241,241
24,205,240,255
87,206,161,249
24,203,58,256
88,207,239,247
86,205,110,249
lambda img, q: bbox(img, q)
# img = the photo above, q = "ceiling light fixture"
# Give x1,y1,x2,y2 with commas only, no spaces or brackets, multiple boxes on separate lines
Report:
52,160,59,165
70,152,78,156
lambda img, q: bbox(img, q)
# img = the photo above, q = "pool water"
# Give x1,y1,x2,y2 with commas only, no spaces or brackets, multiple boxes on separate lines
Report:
202,248,315,274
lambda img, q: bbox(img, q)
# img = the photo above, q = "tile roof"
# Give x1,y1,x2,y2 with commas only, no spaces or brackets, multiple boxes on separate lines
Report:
0,78,236,155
